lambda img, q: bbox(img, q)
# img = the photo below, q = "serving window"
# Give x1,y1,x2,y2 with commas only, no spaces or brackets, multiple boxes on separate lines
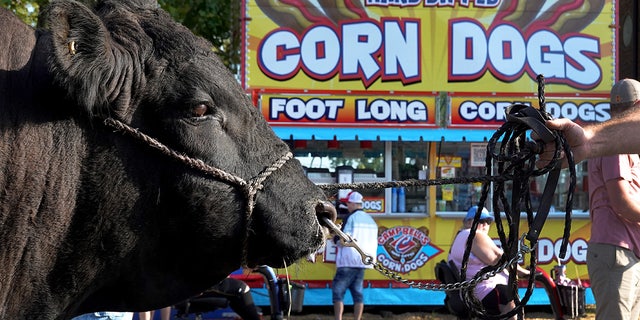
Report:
292,139,589,217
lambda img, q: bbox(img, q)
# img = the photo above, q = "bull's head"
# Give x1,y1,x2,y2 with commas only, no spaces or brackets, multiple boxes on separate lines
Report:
39,0,336,314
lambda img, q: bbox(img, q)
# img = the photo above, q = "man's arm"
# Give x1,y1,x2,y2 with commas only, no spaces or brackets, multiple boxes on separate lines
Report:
538,109,640,167
588,108,640,158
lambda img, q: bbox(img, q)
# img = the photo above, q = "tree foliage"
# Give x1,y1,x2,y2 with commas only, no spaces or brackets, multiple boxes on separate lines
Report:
159,0,241,75
1,0,47,26
1,0,240,73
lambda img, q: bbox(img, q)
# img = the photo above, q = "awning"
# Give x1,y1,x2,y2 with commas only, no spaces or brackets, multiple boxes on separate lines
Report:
273,127,497,142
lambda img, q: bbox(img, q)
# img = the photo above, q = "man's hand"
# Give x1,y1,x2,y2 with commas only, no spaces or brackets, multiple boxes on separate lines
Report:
535,118,591,168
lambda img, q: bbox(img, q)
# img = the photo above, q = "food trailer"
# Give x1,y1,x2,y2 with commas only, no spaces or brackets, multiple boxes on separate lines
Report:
241,0,622,307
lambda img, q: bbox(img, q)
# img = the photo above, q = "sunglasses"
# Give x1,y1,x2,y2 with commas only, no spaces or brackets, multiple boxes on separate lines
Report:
478,219,492,225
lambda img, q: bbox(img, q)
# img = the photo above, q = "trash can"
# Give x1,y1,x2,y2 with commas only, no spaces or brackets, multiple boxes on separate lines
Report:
557,284,586,319
277,279,306,313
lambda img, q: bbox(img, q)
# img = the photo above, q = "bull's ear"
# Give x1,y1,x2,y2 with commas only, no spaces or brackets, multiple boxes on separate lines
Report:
41,0,116,117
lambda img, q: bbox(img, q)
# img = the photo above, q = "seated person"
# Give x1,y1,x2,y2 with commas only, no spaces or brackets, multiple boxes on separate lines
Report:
448,206,529,319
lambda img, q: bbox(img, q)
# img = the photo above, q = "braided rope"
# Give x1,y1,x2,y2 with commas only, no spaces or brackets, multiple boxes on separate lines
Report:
318,175,509,192
103,117,293,267
104,118,248,187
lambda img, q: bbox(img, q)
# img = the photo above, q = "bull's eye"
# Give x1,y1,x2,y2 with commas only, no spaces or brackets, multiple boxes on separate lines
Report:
192,104,208,117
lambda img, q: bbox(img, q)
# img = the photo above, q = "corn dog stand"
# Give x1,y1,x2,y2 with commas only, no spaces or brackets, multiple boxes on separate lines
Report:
239,0,623,308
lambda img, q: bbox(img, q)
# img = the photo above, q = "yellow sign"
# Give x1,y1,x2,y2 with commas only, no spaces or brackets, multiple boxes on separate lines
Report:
244,1,615,94
292,217,592,283
449,95,611,127
261,94,437,127
437,156,462,168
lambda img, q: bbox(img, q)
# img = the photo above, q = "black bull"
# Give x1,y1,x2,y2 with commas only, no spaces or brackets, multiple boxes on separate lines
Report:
0,0,336,318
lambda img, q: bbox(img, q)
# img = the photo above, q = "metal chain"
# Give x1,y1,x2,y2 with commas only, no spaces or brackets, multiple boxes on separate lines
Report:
322,217,533,292
372,243,529,291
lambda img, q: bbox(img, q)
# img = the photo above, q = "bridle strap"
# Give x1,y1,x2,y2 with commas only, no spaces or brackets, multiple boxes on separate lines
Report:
526,165,560,242
504,104,561,245
103,117,293,266
463,102,568,319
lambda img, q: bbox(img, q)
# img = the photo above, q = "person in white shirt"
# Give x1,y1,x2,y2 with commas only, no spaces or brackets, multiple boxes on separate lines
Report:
332,191,378,320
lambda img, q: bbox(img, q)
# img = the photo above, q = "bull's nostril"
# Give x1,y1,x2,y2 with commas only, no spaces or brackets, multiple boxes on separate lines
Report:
315,201,337,227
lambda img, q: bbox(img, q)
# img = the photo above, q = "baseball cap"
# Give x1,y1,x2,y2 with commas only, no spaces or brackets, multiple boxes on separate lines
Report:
464,206,493,222
610,78,640,108
347,191,363,203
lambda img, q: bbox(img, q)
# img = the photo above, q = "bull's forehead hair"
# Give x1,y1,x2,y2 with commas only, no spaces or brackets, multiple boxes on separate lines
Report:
97,0,160,11
172,49,222,77
140,13,216,68
143,25,227,95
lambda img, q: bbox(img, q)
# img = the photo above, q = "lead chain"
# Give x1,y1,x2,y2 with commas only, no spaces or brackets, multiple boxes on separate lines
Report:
322,217,533,292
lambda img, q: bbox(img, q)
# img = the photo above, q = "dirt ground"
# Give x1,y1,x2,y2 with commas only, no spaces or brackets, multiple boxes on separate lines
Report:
288,305,597,319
